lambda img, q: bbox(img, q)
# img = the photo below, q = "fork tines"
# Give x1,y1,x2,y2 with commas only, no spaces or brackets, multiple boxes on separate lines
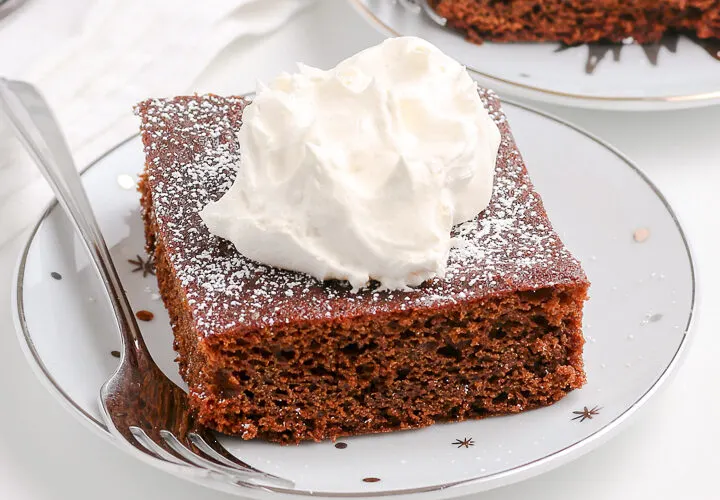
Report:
397,0,447,26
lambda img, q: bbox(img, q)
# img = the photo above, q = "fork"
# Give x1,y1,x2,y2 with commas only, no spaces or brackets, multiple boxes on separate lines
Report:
396,0,447,26
0,79,293,490
0,0,26,20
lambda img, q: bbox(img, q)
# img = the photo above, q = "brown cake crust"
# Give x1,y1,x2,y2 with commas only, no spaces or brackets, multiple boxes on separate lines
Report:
136,91,589,444
431,0,720,44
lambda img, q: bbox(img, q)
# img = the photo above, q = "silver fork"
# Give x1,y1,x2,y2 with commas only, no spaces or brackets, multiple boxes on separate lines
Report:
0,0,26,20
0,79,293,490
396,0,447,26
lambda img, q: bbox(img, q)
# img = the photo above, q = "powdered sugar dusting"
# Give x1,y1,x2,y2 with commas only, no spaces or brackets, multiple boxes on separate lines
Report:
136,90,586,337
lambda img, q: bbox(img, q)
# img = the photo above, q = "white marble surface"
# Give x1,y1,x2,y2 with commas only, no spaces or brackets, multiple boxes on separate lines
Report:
0,0,718,499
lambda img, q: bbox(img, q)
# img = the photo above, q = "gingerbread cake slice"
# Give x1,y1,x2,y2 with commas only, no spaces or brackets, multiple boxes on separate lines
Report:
431,0,720,44
137,90,588,444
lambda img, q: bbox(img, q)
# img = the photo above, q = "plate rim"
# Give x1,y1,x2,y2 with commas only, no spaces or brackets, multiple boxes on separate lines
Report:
348,0,720,108
12,99,697,498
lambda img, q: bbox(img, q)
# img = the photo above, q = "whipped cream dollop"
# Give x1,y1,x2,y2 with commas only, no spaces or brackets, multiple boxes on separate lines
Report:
200,37,500,290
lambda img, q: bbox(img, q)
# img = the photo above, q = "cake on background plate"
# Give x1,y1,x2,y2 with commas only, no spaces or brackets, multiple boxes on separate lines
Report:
431,0,720,44
136,38,589,444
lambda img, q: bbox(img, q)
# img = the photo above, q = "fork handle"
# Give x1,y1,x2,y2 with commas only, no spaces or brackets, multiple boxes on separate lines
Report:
0,78,147,364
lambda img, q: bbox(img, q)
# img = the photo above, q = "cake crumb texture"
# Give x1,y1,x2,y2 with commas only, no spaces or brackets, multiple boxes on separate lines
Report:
431,0,720,44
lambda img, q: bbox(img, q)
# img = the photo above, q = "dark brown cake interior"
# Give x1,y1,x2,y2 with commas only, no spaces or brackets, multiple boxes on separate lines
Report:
431,0,720,44
137,90,588,443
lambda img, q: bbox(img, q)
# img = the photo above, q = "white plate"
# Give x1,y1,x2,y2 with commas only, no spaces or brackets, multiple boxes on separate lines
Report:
349,0,720,111
13,101,695,499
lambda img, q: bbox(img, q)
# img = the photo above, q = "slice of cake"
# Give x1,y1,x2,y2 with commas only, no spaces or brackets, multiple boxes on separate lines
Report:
137,38,588,444
431,0,720,44
137,90,588,444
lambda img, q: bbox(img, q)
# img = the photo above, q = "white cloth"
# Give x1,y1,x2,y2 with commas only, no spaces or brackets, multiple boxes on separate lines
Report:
25,0,315,163
0,0,315,249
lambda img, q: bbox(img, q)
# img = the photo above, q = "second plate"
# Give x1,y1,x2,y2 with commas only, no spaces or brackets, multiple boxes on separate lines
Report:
351,0,720,110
